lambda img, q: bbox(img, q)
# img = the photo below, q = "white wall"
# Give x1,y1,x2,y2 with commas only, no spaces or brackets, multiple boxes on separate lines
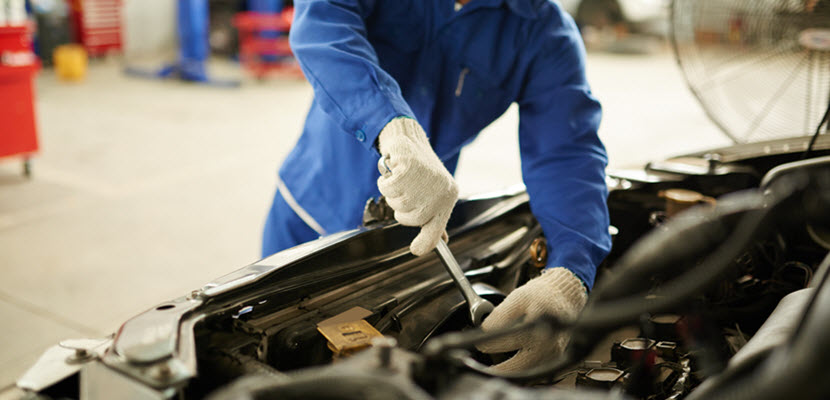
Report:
122,0,176,58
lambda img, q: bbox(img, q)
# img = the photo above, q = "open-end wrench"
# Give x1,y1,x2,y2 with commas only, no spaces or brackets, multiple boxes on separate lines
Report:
379,155,494,325
434,239,495,326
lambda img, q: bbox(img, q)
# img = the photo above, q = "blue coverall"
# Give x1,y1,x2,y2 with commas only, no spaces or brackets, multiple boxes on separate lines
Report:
263,0,611,288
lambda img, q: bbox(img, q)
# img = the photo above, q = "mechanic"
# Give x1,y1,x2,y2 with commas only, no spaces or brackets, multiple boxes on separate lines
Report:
262,0,612,372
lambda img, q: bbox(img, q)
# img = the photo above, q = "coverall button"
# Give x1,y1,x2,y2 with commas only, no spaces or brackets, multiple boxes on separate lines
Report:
356,130,366,142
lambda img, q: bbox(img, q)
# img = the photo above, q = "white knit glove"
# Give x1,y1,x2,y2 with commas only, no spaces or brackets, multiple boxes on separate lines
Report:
476,267,588,372
377,117,459,256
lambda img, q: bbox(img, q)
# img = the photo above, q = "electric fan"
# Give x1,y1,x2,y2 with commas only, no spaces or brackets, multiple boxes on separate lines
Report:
671,0,830,144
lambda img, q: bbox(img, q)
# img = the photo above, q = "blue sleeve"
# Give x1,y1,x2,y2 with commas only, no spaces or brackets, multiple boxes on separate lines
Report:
517,25,611,290
289,0,415,153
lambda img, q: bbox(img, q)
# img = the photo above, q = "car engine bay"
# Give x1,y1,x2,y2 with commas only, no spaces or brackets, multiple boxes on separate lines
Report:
12,138,830,400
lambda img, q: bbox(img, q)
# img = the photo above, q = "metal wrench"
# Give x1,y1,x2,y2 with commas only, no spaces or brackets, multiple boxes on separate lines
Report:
434,240,495,326
379,154,494,325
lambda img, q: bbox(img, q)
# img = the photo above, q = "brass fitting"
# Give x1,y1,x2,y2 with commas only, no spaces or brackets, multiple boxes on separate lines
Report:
530,238,548,268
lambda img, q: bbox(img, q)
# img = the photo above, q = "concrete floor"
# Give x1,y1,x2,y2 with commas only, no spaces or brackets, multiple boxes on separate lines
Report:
0,47,729,388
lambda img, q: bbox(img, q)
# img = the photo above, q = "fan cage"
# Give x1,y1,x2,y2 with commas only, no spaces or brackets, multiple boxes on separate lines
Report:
671,0,830,144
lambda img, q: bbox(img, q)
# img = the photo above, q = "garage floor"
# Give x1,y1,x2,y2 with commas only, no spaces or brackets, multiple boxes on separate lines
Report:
0,48,729,388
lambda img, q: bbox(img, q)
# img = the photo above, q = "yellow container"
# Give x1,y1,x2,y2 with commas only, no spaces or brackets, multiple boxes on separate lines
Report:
53,45,88,82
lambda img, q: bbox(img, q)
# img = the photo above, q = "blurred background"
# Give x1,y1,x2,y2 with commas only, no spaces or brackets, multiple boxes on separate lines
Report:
0,0,730,389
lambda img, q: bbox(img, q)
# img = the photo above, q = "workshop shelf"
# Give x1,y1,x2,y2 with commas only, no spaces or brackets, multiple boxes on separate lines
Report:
233,9,302,79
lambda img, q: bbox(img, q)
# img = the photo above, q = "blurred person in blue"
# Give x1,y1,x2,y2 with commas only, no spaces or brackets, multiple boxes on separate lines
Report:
262,0,611,371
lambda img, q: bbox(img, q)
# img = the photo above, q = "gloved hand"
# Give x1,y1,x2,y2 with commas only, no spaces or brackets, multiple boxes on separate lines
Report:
377,117,459,256
476,267,587,372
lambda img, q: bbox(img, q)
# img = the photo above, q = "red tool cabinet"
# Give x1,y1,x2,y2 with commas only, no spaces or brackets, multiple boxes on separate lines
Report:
68,0,123,57
0,24,40,177
233,9,303,79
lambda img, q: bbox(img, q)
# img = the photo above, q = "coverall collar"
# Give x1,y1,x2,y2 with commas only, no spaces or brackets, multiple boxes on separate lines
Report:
460,0,540,19
505,0,540,19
